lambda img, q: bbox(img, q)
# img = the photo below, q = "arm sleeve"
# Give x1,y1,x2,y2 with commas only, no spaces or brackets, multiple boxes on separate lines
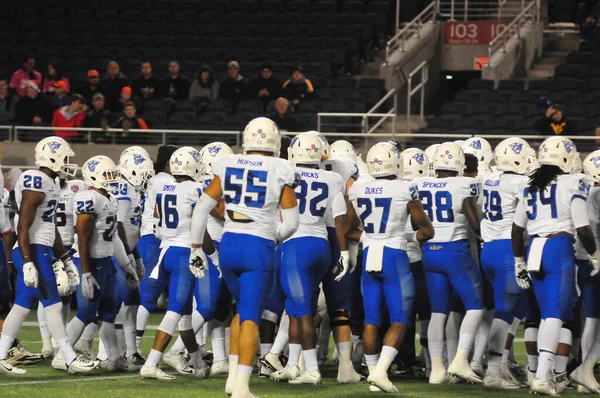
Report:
331,191,346,219
116,196,130,223
276,206,299,242
513,199,528,228
572,197,591,229
190,194,218,246
113,233,130,268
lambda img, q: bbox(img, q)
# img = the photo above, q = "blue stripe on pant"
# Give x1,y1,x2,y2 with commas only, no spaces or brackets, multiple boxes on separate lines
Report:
13,245,61,309
73,256,118,323
361,246,414,327
137,234,166,312
280,237,330,318
219,232,275,324
422,240,485,314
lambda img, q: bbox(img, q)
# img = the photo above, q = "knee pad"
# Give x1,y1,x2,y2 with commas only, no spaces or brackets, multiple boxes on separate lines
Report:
158,310,182,335
329,309,350,327
178,314,192,331
261,309,279,323
525,319,540,330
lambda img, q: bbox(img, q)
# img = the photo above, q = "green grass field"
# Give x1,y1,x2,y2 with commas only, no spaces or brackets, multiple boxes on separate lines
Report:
0,312,585,397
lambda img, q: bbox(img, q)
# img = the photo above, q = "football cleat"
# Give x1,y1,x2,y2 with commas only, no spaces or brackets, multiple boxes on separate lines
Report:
7,345,44,366
448,360,483,384
162,351,193,375
429,368,449,384
0,359,27,375
210,359,229,375
51,355,68,371
500,363,521,386
289,369,322,385
552,371,570,394
578,385,592,393
570,364,600,393
74,339,97,361
98,359,119,372
260,352,284,373
41,337,54,359
139,364,176,380
67,356,98,374
526,368,535,387
130,352,146,367
337,361,362,384
123,355,143,372
367,371,399,393
483,373,520,390
270,365,300,381
530,377,559,396
470,361,484,378
192,359,209,379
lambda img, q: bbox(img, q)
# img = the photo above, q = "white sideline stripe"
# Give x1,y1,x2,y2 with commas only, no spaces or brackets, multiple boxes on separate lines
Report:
0,375,139,386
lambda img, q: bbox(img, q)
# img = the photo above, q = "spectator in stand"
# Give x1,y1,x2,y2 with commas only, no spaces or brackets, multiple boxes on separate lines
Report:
283,66,315,107
10,55,42,97
114,86,140,114
84,93,111,129
268,97,299,131
14,80,55,126
219,60,248,102
79,69,104,103
102,61,130,111
158,60,190,102
534,97,577,136
580,16,600,40
248,63,282,110
41,62,70,94
45,81,71,109
189,65,219,102
0,77,18,124
112,101,148,136
132,61,160,100
51,93,87,141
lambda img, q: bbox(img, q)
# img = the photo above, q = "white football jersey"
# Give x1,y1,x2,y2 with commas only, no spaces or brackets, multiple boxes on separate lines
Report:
349,178,418,250
2,188,11,234
575,187,600,260
203,173,224,243
213,154,298,241
73,190,118,258
140,172,175,237
480,172,529,242
156,180,203,248
405,217,421,263
15,170,60,247
113,178,142,249
56,180,87,247
288,167,345,242
416,176,481,242
514,174,591,237
321,158,359,186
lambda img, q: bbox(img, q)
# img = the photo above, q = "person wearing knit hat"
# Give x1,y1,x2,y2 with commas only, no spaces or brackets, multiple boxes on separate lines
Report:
219,60,249,102
114,86,140,114
14,79,55,126
249,62,282,111
283,66,315,107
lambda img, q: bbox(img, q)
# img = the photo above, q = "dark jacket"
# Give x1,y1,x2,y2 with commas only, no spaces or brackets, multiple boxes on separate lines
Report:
132,75,161,100
283,77,315,103
268,112,299,132
157,75,191,101
534,116,577,136
78,83,104,104
0,92,17,123
112,115,148,130
14,94,55,125
101,73,130,111
45,93,72,109
219,75,249,102
84,107,112,128
248,75,282,104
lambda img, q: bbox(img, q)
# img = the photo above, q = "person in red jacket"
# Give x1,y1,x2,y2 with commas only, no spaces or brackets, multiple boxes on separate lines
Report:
51,93,87,141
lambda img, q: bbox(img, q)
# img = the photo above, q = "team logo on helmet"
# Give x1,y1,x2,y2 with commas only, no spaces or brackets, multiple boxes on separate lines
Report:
190,151,201,162
592,156,600,168
47,141,62,153
469,140,482,150
413,153,425,165
290,137,299,147
390,146,400,157
444,150,453,160
509,142,523,154
133,154,145,165
87,160,100,172
208,145,222,157
372,158,383,165
563,141,574,153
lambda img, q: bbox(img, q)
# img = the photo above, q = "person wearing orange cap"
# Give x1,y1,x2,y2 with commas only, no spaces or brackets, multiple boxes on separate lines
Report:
77,70,104,104
46,81,72,109
114,86,140,114
41,62,70,94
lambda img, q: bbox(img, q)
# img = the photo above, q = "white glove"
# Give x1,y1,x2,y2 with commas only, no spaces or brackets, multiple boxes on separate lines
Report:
208,250,221,278
82,272,100,300
135,257,145,281
189,248,208,278
514,256,531,290
590,251,600,277
23,261,38,288
123,263,139,289
348,244,359,274
334,250,350,282
63,258,80,290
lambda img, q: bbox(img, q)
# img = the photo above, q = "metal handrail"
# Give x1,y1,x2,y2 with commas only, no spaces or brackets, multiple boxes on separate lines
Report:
437,0,528,21
363,88,398,134
405,61,429,133
487,0,537,62
386,1,436,63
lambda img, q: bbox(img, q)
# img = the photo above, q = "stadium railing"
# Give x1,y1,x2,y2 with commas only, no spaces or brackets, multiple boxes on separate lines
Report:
406,61,429,133
487,0,538,64
386,1,436,63
436,0,530,21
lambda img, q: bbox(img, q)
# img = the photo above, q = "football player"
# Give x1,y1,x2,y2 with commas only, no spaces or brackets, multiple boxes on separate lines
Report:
189,117,299,398
462,137,494,178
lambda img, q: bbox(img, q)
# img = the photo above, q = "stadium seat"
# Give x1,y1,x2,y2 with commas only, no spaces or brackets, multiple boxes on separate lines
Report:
527,79,555,91
168,111,198,126
467,79,495,91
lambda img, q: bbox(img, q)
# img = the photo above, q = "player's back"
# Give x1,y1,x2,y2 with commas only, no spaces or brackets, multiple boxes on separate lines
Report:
15,170,59,246
57,179,87,247
156,180,202,248
73,189,118,258
113,178,141,248
417,176,480,243
349,178,417,250
213,154,297,241
140,171,175,237
480,172,528,242
290,166,343,241
519,174,590,237
321,158,359,185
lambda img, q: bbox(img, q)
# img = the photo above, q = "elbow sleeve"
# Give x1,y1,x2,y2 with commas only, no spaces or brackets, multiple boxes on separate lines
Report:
276,206,299,243
191,195,218,246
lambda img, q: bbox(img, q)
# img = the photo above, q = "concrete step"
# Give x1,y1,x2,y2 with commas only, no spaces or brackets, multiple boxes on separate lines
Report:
527,69,554,78
532,63,556,71
537,56,566,64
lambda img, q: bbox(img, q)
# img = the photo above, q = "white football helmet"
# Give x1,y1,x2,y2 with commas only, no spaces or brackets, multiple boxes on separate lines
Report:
424,144,439,176
120,145,150,161
288,133,323,165
400,148,429,180
305,130,330,159
453,140,465,147
525,147,539,175
199,142,233,175
432,142,465,174
119,150,155,190
34,136,77,177
170,146,204,182
52,259,70,297
330,140,357,160
583,150,600,183
366,142,401,178
82,155,120,190
538,136,576,173
571,151,583,174
494,138,531,175
462,137,493,166
243,117,281,156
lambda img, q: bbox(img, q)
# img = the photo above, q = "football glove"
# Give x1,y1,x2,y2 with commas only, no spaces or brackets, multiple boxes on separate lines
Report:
23,262,38,288
207,250,221,278
123,263,139,289
135,257,145,281
189,248,207,278
590,251,600,277
334,250,350,282
63,258,80,292
82,272,100,300
514,256,531,290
